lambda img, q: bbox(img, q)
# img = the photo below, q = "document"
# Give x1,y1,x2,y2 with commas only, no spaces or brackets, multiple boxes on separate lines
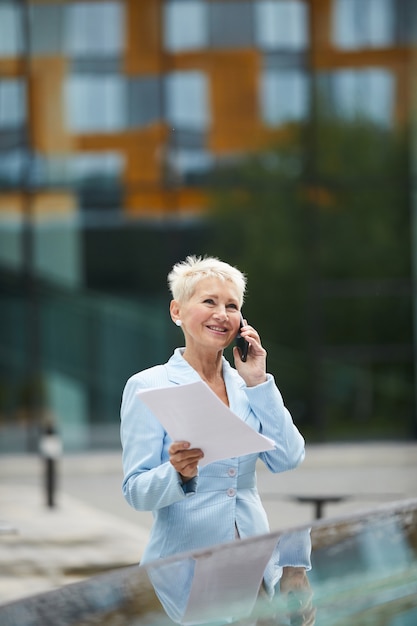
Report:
182,534,278,624
137,381,275,466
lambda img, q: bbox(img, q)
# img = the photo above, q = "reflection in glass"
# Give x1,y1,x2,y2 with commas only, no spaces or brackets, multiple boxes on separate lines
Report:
164,0,208,52
146,529,313,625
255,0,308,50
165,71,210,131
261,69,309,125
309,505,417,624
333,0,395,49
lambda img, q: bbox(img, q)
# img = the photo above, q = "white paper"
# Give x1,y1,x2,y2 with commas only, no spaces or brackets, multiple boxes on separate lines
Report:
182,534,278,624
137,380,275,466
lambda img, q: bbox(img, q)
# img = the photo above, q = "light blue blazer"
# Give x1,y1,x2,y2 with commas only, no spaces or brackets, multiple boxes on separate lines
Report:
120,348,305,566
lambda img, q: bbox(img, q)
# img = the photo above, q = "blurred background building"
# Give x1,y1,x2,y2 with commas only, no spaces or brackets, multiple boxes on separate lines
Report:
0,0,416,451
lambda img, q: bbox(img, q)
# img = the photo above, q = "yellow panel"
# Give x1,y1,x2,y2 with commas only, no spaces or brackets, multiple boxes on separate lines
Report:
30,57,72,154
124,125,168,185
124,0,163,75
176,188,208,212
76,124,168,188
32,191,77,217
125,189,173,215
0,58,24,77
0,191,76,216
312,47,411,70
310,0,333,50
125,187,208,216
207,50,263,153
0,193,24,214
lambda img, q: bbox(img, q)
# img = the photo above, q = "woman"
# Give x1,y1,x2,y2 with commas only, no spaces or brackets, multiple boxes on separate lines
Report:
120,255,305,568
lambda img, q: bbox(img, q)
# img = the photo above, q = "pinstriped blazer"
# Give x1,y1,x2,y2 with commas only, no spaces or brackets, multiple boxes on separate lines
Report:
120,348,305,566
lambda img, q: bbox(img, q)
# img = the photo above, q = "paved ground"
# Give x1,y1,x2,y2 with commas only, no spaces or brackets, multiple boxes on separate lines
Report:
1,442,416,606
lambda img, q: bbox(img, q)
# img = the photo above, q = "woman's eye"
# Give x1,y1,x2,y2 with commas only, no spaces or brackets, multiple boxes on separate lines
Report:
227,303,238,310
204,299,215,304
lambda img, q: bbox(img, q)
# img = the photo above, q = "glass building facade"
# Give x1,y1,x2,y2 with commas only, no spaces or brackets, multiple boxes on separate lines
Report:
0,0,416,450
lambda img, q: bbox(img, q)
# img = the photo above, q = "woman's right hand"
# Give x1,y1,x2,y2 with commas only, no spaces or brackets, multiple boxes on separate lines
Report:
169,441,204,481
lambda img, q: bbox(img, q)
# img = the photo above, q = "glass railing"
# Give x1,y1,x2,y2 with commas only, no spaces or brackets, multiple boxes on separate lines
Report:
1,498,416,625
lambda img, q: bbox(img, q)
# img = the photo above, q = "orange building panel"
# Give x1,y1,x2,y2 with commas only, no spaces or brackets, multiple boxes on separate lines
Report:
310,0,333,50
0,193,25,215
125,189,175,215
207,50,263,154
124,0,163,75
30,57,73,154
125,187,208,216
124,125,168,186
76,124,167,186
0,191,76,217
0,58,25,77
312,47,411,70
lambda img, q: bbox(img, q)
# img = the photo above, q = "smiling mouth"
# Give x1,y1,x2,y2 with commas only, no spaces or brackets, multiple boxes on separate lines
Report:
207,325,227,333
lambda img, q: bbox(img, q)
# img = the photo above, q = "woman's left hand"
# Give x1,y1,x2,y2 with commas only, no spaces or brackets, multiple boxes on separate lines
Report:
233,320,267,387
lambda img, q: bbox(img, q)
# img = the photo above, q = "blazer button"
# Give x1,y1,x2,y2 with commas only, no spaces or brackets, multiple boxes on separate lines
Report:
227,488,236,497
228,468,236,477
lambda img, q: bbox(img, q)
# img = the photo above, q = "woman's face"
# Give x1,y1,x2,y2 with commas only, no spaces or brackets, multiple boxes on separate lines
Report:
174,277,242,353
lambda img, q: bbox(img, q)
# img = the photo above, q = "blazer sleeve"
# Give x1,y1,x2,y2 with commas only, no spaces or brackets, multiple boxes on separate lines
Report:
120,374,197,511
245,374,305,472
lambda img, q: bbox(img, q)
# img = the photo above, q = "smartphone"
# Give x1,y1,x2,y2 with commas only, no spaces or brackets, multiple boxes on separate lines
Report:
235,315,249,362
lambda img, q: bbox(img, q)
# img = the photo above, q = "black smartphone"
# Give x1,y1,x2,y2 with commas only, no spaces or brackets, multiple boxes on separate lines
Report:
235,315,249,362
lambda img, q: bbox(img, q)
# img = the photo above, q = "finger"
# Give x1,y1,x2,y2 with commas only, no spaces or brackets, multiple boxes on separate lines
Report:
169,441,191,455
174,449,204,463
169,448,204,471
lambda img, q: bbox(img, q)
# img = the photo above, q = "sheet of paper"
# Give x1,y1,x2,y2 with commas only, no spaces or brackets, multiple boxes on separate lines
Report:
136,380,275,466
182,534,278,624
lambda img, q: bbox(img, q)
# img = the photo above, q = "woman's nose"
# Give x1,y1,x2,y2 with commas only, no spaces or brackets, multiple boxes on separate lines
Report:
213,306,228,320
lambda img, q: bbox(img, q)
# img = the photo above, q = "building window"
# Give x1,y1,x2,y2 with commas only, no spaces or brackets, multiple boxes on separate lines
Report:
319,69,394,127
209,1,253,48
163,0,208,52
165,71,209,131
30,4,64,55
65,75,126,133
165,147,213,185
255,0,308,50
128,76,161,127
70,152,123,183
0,79,26,128
64,1,124,57
71,152,123,211
403,0,417,44
333,0,395,49
261,69,309,126
0,149,25,188
0,2,23,57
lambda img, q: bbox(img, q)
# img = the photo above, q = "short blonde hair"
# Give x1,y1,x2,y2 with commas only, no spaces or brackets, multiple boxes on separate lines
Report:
168,255,246,307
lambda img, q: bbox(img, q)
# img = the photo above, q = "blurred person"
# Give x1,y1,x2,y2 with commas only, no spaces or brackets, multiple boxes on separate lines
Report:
120,255,305,573
145,528,314,625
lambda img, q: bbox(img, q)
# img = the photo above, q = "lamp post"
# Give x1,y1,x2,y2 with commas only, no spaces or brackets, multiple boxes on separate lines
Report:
39,423,62,508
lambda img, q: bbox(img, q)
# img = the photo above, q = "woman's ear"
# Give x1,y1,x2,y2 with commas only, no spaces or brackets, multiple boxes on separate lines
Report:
170,300,181,325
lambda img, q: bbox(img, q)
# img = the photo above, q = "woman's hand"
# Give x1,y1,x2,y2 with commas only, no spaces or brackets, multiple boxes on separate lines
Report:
233,320,267,387
169,441,204,482
280,567,316,626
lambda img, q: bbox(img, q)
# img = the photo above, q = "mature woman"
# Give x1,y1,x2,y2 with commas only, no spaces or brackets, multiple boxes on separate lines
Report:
120,256,305,570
